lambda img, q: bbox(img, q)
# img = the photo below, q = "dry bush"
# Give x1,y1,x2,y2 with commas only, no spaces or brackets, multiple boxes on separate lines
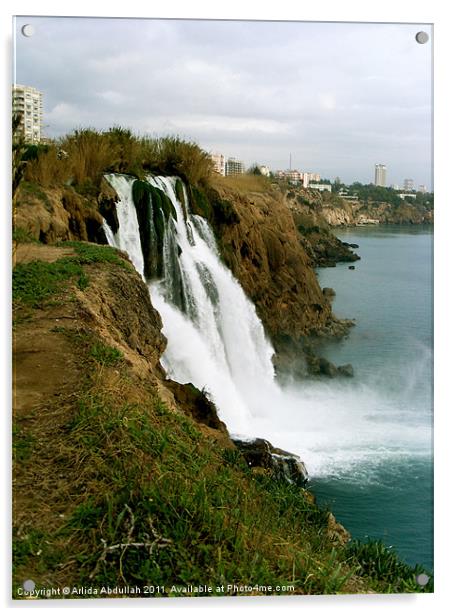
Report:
20,128,215,194
23,145,71,187
144,136,214,186
61,129,120,186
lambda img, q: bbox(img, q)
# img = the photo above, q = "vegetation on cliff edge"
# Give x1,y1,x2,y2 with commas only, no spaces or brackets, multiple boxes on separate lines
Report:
17,127,214,198
12,248,432,597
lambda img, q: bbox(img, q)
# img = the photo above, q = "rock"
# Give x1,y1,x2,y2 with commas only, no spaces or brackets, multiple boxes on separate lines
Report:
232,437,308,486
348,265,355,270
318,357,338,377
166,381,227,432
98,178,120,234
348,243,359,249
337,363,354,377
327,512,351,545
322,287,336,298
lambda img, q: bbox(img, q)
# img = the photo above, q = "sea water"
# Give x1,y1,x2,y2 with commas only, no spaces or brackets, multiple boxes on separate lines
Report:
311,226,433,570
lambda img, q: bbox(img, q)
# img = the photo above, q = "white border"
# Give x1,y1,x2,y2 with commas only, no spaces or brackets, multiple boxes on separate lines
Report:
2,1,450,614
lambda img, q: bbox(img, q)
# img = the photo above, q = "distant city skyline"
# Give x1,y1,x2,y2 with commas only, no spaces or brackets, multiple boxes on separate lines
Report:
14,17,432,189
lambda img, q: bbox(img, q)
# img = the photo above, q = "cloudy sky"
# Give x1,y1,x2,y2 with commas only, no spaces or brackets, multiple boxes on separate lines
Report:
14,16,432,188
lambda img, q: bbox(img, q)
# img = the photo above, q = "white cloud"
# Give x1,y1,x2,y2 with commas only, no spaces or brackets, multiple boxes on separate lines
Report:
97,90,129,105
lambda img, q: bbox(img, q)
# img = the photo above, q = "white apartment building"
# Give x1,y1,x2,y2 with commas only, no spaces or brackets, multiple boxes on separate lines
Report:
275,169,321,186
12,84,43,143
375,164,387,187
302,172,311,188
225,157,245,176
403,178,415,191
210,152,226,176
309,183,332,193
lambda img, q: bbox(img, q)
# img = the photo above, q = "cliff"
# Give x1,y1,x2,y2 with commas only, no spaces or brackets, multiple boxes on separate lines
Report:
280,184,433,227
198,179,335,340
12,241,427,596
14,176,355,375
13,243,380,598
12,131,432,595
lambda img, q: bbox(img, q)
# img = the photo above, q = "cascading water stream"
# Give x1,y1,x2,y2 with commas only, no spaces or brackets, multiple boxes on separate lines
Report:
103,174,431,478
105,173,278,435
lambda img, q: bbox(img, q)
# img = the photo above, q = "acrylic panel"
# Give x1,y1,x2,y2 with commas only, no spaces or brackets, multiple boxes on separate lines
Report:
12,15,433,600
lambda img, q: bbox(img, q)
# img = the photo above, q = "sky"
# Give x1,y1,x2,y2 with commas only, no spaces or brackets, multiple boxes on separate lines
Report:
14,16,433,188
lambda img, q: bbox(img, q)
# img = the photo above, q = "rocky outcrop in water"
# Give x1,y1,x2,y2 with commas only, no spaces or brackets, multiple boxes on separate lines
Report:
232,437,308,486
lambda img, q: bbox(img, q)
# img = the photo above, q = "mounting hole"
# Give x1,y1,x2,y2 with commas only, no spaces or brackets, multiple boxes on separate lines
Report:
21,24,35,37
415,31,429,44
23,579,35,592
416,573,430,586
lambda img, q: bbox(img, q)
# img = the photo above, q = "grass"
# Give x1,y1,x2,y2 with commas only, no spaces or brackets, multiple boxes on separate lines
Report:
59,241,131,268
54,387,356,595
212,173,272,194
12,424,35,463
89,342,124,366
12,242,130,312
12,259,88,308
346,540,433,593
18,181,54,212
12,227,39,244
22,128,214,196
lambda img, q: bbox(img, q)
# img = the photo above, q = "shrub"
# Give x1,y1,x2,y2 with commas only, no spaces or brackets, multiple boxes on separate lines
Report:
20,129,214,195
347,539,433,593
62,129,120,186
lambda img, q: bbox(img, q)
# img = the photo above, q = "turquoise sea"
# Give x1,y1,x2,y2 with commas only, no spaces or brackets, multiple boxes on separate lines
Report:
311,225,433,570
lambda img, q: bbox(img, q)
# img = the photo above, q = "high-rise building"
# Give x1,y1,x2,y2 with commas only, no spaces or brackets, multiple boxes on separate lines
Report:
12,84,43,143
374,164,387,187
225,157,245,176
403,178,415,191
210,153,225,176
418,184,427,193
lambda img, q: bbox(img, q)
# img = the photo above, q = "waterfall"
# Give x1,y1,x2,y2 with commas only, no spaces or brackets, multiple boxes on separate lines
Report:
103,174,431,477
104,174,278,436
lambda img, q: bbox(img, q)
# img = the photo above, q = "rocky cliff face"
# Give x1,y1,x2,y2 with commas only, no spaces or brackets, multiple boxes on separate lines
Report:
197,181,340,343
279,184,433,227
13,178,115,244
14,174,354,371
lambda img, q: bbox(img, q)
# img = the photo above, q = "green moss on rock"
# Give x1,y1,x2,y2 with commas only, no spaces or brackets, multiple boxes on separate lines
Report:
131,180,156,278
190,186,213,219
131,180,179,279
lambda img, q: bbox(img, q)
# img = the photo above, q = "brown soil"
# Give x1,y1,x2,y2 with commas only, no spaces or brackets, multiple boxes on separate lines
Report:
14,243,75,265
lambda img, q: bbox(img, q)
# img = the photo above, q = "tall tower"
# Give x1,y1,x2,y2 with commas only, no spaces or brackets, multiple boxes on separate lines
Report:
12,84,43,143
375,164,387,187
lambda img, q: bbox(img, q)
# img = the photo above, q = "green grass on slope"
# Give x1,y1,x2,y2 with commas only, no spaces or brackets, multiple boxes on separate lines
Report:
12,253,432,598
